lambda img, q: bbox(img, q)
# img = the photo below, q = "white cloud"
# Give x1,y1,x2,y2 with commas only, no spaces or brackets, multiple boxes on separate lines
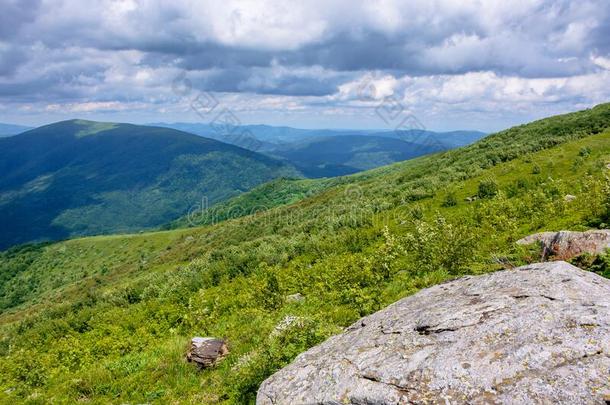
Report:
1,0,609,130
592,55,610,70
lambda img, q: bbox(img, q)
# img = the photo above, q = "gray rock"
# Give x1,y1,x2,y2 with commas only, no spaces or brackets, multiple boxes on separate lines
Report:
257,262,610,404
517,230,610,260
286,293,305,303
186,337,228,369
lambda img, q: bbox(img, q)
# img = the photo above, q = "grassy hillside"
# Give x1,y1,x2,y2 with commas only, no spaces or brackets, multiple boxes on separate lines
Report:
171,103,610,229
164,177,344,229
0,120,299,249
1,104,610,404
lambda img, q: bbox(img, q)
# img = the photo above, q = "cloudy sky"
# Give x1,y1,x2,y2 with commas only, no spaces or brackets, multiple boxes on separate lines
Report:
1,0,609,132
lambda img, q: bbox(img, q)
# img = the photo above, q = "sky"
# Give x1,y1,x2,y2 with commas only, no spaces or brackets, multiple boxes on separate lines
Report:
0,0,609,132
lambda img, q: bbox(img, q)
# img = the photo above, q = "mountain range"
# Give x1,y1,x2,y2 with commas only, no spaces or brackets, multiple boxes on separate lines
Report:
152,122,486,177
266,134,448,177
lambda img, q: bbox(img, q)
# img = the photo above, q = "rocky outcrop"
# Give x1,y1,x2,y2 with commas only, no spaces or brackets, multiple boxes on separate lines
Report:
517,230,610,260
186,337,228,369
257,262,610,404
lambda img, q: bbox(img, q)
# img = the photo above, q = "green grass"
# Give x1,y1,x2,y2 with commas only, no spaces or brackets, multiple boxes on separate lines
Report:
1,103,610,404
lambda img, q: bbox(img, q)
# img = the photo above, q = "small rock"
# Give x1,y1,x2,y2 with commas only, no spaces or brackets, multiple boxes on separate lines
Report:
184,236,195,243
186,337,228,369
517,229,610,260
286,293,305,303
564,194,577,202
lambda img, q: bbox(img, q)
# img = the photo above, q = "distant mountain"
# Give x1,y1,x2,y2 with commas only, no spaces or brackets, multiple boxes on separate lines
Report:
149,122,367,151
378,129,487,148
266,133,483,178
0,119,299,249
0,123,33,137
152,123,486,177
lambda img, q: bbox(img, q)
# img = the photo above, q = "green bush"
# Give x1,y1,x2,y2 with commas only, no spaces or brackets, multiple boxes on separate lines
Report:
579,146,591,157
477,178,499,199
571,251,610,278
532,164,542,174
405,216,478,275
441,192,458,207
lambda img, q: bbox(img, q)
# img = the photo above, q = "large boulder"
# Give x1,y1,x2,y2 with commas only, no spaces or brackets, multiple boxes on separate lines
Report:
257,262,610,404
517,230,610,261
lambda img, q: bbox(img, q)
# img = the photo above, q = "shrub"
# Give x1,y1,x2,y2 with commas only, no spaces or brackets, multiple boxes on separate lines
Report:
532,164,542,174
256,266,283,310
405,216,478,275
579,147,591,158
571,251,610,278
441,192,458,207
477,178,499,199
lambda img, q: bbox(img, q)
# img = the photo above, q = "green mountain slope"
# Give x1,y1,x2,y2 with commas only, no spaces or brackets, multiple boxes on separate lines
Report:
1,103,610,403
172,103,610,229
0,120,300,249
164,176,343,229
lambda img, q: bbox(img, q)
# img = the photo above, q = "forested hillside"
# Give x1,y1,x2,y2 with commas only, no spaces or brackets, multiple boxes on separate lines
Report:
1,104,610,403
0,120,299,249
